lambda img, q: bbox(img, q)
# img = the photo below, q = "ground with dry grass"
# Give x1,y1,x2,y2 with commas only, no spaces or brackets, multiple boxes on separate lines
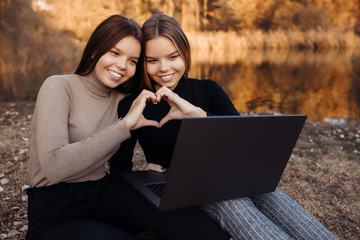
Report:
0,101,359,239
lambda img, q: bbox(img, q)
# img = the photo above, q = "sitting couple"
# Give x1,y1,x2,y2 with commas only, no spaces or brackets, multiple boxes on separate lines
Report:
27,13,337,240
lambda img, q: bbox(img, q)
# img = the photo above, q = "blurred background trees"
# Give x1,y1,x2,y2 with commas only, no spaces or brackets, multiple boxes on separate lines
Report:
0,0,359,99
2,0,359,39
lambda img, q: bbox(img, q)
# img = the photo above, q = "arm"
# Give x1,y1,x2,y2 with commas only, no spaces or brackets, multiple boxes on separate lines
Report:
155,86,207,127
35,78,132,183
35,79,158,183
155,81,239,126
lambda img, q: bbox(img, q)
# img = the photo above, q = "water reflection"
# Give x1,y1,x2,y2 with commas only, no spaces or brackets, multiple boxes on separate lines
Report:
0,49,359,123
190,48,360,123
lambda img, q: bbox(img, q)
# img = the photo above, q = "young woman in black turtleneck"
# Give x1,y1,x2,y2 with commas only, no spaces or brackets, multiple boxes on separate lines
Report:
109,14,337,240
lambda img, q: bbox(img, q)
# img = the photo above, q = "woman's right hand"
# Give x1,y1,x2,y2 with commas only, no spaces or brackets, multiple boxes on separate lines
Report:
155,86,206,127
122,90,160,130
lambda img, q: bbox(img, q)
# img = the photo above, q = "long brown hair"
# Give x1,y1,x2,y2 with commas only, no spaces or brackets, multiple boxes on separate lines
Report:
141,14,191,90
75,15,143,93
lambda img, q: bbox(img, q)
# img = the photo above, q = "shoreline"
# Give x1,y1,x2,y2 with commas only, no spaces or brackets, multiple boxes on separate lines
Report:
0,101,359,239
187,29,360,50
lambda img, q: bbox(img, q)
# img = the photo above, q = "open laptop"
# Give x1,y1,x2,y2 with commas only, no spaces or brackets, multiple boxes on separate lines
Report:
121,114,307,211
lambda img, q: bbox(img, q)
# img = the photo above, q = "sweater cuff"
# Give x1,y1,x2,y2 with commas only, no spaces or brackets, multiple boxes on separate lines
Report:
114,118,131,140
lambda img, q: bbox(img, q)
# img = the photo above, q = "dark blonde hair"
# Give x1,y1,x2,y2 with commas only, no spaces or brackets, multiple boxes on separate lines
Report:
141,14,191,90
75,15,143,93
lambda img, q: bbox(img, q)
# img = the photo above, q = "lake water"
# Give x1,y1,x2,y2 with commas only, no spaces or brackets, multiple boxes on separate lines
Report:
1,49,359,124
190,48,360,124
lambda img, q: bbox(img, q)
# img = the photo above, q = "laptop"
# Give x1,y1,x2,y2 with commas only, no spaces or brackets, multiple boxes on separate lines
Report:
121,114,307,211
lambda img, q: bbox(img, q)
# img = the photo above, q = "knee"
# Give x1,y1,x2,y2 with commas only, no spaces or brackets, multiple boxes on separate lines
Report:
201,202,224,223
201,199,247,223
267,189,295,203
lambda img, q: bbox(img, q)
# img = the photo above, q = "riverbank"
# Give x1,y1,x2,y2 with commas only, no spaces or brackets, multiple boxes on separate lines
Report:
0,101,359,239
187,29,360,50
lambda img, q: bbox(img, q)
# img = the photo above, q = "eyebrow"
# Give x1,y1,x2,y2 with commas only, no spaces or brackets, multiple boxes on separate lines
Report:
145,50,179,59
112,47,139,60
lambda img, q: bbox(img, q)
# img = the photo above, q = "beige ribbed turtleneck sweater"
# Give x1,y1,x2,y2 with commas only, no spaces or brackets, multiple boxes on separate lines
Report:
29,72,130,187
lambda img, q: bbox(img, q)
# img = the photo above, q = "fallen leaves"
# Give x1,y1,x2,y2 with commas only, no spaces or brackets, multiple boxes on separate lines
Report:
1,102,359,239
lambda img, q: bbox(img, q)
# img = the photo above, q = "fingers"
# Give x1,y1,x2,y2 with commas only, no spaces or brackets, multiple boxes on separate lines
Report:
143,119,160,128
155,86,206,120
145,93,158,105
140,89,157,104
159,114,172,127
143,163,167,173
123,90,158,130
155,86,178,103
124,86,206,130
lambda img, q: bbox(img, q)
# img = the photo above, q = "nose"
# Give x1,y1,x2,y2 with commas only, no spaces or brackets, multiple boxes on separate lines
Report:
116,56,126,70
159,60,170,72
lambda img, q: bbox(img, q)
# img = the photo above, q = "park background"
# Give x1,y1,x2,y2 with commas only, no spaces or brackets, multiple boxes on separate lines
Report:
1,0,360,123
0,0,359,239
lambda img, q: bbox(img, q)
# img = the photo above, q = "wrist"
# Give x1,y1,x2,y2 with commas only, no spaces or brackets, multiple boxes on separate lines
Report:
121,117,132,130
191,107,207,117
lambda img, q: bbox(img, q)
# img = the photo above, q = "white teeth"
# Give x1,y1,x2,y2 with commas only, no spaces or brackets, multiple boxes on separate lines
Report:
160,74,173,80
108,70,122,78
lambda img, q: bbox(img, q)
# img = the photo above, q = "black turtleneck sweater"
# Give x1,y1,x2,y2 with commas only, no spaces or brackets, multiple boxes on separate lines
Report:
110,77,239,179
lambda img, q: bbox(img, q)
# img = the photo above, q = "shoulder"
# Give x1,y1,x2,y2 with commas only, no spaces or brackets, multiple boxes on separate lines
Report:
184,77,220,88
34,75,79,113
37,74,79,101
182,77,222,93
183,78,232,102
41,74,78,90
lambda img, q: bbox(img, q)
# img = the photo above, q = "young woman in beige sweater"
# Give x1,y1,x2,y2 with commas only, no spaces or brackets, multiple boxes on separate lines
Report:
26,15,160,240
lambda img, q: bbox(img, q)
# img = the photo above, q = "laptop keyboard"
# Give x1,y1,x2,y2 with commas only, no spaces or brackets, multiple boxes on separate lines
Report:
145,182,165,198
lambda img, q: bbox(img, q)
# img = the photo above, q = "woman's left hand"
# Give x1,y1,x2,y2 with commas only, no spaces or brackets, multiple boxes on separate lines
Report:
123,89,160,130
155,86,206,127
143,163,167,173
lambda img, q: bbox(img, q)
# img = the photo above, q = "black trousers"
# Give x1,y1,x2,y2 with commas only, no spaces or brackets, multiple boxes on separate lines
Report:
26,176,229,240
100,181,230,240
26,177,141,240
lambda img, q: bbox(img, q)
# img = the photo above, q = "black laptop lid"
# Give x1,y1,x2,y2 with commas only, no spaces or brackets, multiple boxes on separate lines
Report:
158,115,306,211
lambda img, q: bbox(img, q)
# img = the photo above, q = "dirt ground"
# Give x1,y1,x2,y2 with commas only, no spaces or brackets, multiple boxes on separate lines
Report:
0,101,359,239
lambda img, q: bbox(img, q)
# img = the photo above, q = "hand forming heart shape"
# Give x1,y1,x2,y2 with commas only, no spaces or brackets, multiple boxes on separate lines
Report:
148,86,207,127
124,87,206,130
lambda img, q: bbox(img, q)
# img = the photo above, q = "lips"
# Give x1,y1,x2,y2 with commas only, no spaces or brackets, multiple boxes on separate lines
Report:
108,69,123,79
159,73,175,80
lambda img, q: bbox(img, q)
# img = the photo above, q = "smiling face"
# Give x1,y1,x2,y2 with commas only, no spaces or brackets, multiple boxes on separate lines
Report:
94,35,141,89
145,36,186,90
